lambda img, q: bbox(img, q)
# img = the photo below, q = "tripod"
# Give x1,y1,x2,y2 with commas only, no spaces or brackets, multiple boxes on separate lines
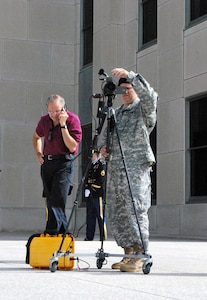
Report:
49,71,153,274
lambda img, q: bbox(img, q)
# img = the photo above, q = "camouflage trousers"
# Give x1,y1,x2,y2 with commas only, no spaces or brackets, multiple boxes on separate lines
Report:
106,163,152,251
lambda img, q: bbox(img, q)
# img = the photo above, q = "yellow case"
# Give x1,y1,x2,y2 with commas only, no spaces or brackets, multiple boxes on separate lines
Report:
27,233,75,270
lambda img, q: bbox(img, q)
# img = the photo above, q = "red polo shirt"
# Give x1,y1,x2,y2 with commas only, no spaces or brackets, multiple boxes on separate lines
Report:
36,110,82,155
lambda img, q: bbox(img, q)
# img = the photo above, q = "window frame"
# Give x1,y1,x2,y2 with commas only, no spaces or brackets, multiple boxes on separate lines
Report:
150,125,157,205
81,0,93,67
138,0,157,50
186,94,207,204
185,0,207,28
80,123,93,206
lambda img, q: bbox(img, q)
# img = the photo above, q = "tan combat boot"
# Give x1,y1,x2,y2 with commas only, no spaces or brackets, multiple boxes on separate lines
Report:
120,243,144,272
111,247,133,270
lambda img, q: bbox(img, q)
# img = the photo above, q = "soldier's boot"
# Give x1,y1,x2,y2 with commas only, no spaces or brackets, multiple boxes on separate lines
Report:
120,243,144,272
111,247,133,270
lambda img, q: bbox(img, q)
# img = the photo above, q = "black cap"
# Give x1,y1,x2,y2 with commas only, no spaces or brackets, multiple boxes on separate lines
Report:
118,77,132,86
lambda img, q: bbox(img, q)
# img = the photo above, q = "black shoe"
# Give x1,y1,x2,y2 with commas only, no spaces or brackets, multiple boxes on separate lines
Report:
84,237,93,241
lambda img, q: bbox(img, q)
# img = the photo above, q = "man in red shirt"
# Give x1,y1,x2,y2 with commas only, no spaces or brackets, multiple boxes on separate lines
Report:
32,94,82,234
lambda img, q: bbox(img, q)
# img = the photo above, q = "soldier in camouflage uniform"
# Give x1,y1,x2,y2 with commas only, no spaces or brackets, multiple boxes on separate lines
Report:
100,67,158,272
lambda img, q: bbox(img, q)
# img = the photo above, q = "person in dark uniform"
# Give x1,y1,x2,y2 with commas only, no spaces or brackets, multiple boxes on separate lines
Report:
84,150,106,241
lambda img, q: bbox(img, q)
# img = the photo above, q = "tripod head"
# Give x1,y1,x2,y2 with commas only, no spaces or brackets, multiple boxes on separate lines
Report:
91,68,126,159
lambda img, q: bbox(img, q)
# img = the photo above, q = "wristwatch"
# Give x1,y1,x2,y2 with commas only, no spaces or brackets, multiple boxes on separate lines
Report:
60,125,67,129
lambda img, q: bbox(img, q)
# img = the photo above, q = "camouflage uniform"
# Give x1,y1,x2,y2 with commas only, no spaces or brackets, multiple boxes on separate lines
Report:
102,72,157,252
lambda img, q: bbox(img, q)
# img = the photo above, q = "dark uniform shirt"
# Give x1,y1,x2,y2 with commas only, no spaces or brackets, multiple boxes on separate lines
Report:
85,158,106,197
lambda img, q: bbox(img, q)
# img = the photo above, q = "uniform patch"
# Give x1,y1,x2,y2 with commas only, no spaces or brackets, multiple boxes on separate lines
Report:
101,170,105,176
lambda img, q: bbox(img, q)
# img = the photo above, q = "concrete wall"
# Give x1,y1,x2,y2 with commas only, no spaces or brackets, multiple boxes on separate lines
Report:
0,0,81,232
92,0,207,239
147,0,207,239
1,0,207,239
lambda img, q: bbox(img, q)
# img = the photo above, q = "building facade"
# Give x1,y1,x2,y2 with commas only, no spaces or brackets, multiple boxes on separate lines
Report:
0,0,207,239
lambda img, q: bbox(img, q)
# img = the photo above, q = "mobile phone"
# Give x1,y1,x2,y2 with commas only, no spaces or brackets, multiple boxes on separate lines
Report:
61,105,66,111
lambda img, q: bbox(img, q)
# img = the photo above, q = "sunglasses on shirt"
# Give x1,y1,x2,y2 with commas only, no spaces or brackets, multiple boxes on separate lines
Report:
48,128,53,141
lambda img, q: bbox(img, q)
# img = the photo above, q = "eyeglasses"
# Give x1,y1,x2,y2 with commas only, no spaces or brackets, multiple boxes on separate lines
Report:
48,128,53,141
48,110,62,115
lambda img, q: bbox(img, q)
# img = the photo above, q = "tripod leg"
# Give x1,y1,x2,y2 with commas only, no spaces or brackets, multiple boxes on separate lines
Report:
99,196,107,241
112,116,148,254
95,196,107,269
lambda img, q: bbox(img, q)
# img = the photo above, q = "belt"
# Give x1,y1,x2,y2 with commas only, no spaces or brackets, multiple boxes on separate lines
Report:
44,154,67,161
44,154,74,161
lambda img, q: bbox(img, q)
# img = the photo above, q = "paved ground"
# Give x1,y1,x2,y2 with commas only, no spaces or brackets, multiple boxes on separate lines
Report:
0,232,207,300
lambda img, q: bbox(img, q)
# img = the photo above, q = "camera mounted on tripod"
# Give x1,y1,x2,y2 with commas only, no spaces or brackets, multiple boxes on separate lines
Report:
93,68,128,132
98,68,127,98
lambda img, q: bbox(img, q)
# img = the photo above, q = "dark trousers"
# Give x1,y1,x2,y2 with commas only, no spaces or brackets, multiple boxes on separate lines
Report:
86,195,105,240
41,158,74,234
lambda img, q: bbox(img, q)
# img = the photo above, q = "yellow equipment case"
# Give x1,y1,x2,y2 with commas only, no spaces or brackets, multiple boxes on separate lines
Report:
26,233,75,270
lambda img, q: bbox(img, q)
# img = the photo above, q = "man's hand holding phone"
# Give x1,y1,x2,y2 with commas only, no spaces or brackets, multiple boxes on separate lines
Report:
59,107,68,126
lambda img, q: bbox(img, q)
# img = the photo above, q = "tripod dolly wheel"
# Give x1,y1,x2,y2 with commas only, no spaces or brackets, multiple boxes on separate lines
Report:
96,258,103,269
142,263,151,274
142,259,152,275
50,260,58,273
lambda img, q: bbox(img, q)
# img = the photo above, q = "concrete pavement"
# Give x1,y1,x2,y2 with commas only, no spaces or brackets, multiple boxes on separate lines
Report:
0,232,207,300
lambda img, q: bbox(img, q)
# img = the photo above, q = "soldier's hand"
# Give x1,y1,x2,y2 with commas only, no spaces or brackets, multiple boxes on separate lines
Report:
111,68,129,78
100,146,109,159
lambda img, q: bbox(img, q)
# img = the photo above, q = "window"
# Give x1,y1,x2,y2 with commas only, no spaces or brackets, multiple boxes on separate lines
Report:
189,95,207,202
81,123,92,175
80,1,93,206
150,126,157,205
140,0,157,48
190,0,207,22
81,123,92,205
82,0,93,66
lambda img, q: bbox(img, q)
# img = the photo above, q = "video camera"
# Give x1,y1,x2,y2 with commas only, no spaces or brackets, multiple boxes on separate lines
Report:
93,68,127,119
98,69,126,97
